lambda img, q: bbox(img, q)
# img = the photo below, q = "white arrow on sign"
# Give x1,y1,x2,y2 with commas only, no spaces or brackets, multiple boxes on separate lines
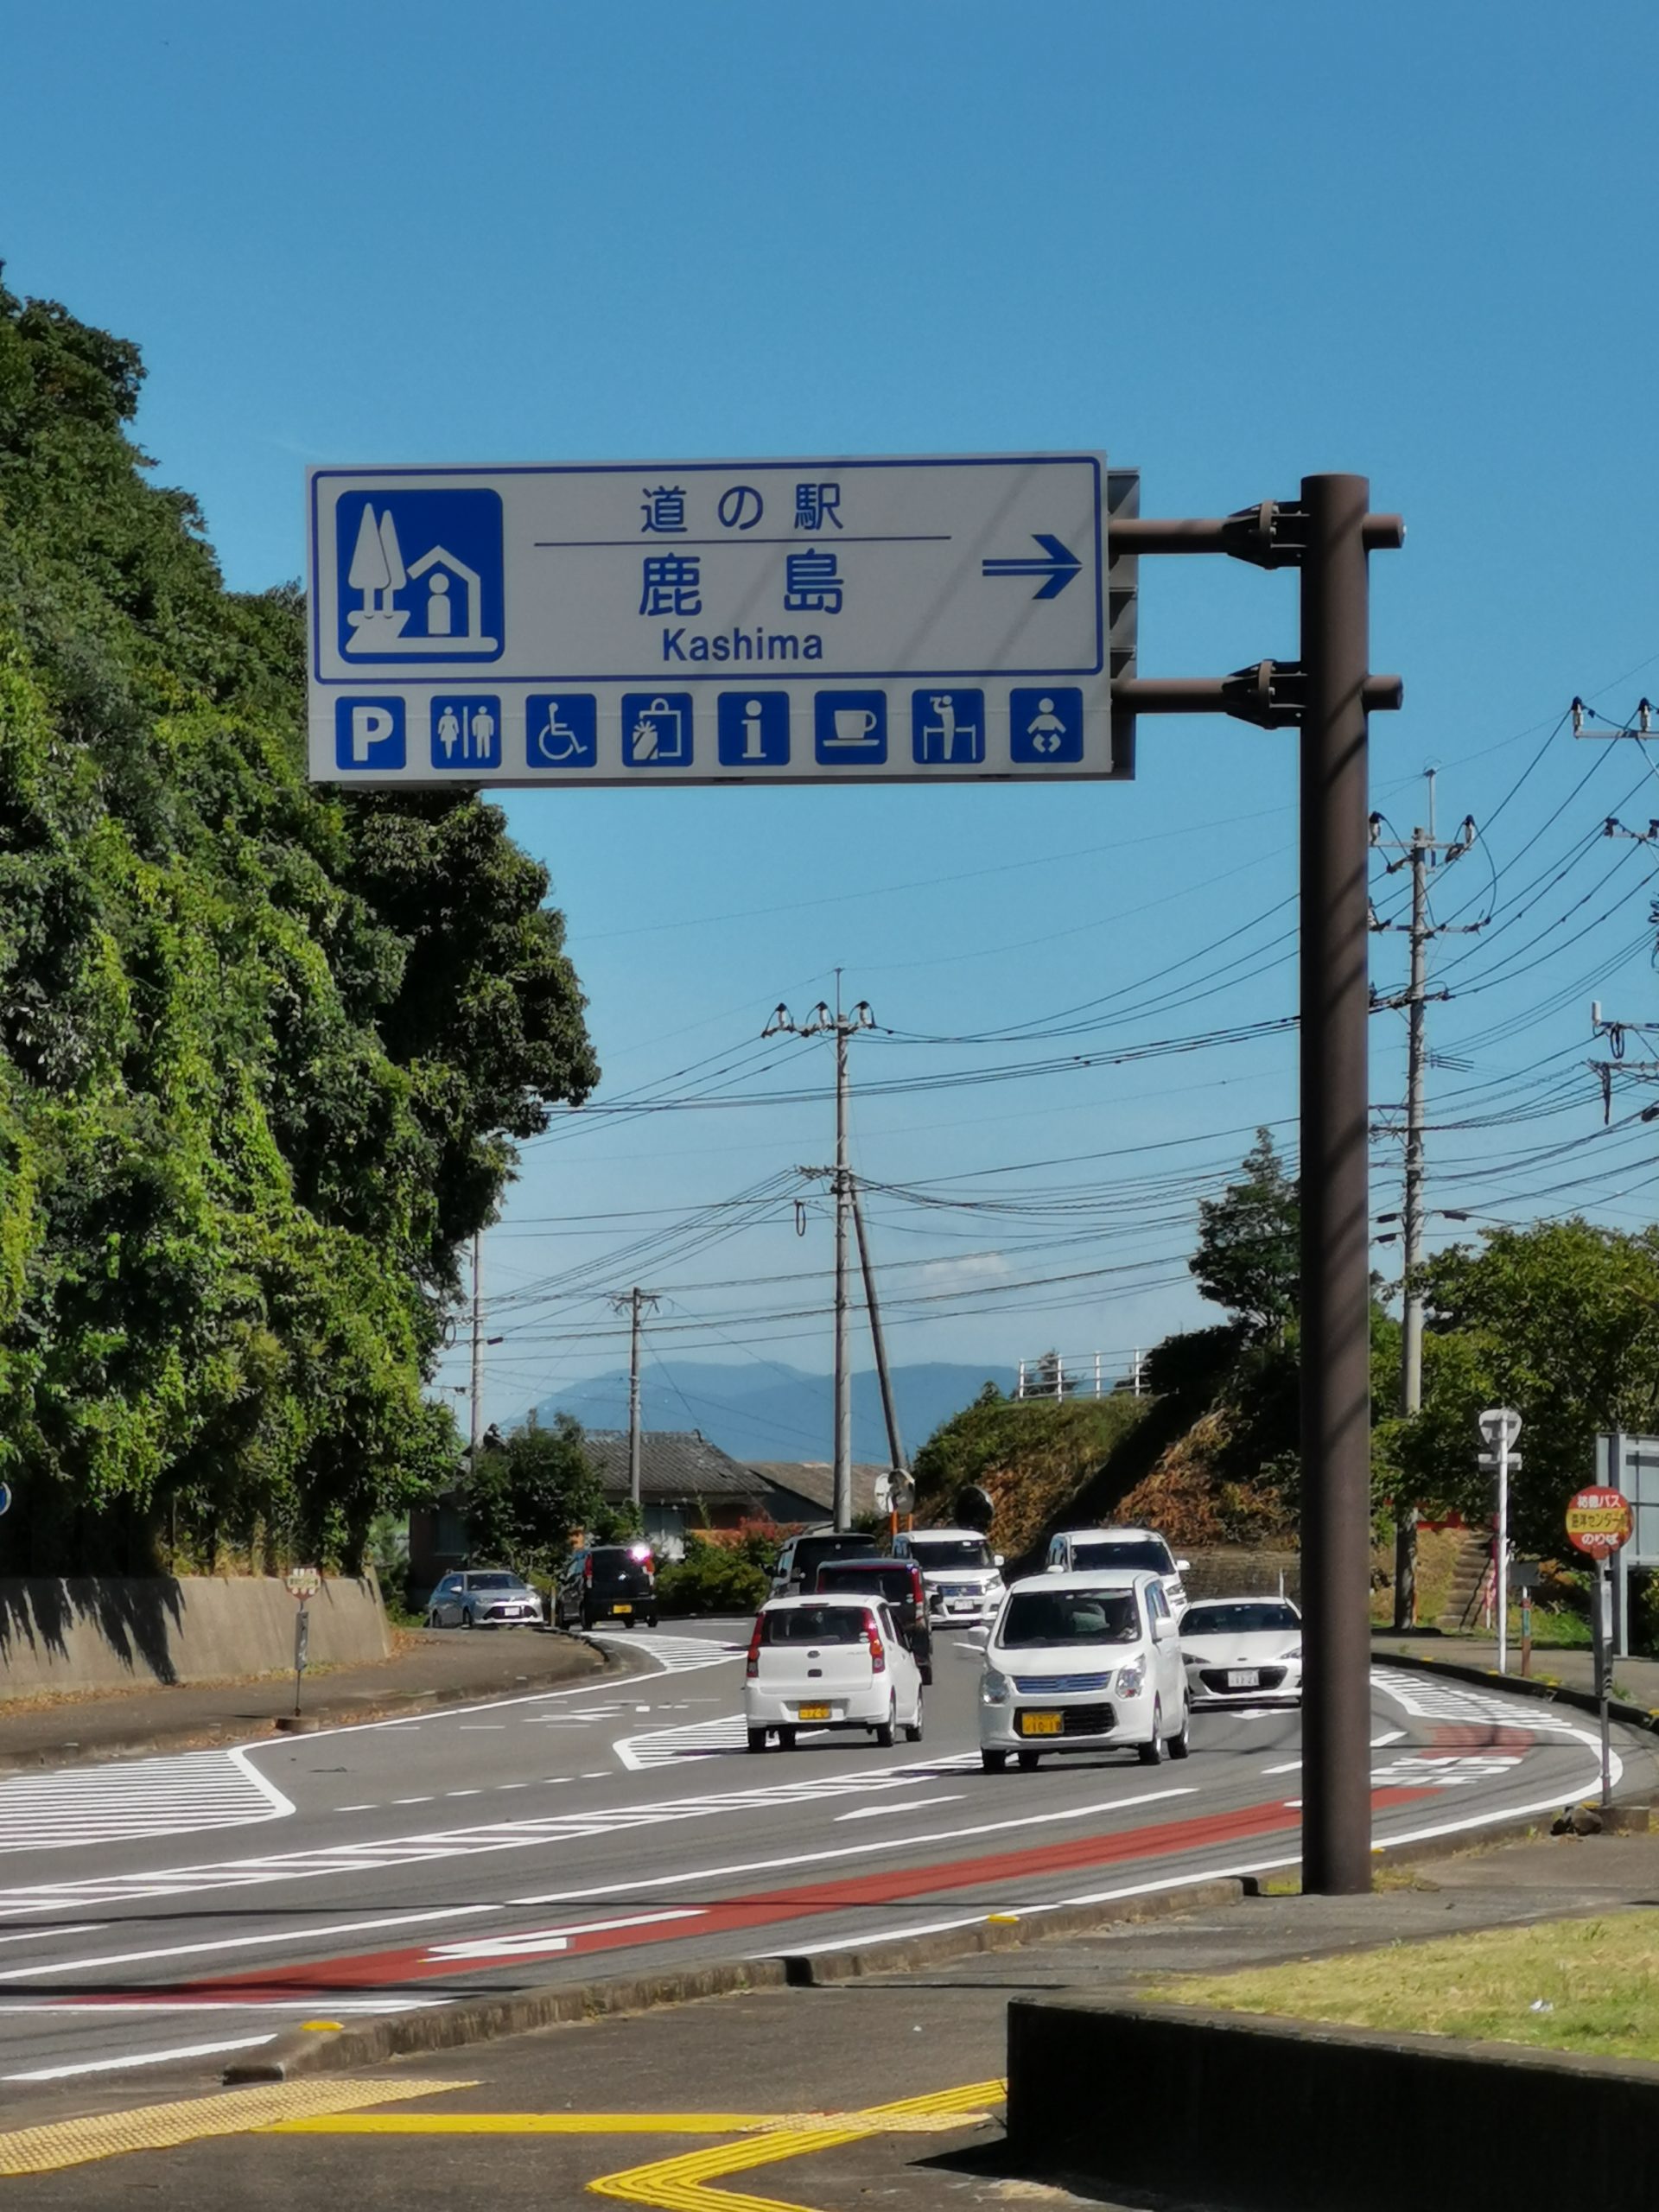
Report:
1478,1408,1522,1447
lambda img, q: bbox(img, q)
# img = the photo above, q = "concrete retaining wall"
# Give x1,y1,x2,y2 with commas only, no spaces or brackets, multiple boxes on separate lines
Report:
1007,1996,1659,2212
0,1574,389,1698
1183,1547,1300,1601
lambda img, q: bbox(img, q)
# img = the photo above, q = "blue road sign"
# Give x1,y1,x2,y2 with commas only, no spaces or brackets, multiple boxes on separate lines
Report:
0,1482,10,1516
334,696,407,772
525,694,598,768
622,693,694,768
815,691,887,766
1010,687,1084,764
308,455,1124,784
717,691,791,766
912,689,985,766
431,696,502,771
335,488,504,664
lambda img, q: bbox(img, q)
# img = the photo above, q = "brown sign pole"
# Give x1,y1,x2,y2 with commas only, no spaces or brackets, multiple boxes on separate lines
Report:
1116,479,1402,1896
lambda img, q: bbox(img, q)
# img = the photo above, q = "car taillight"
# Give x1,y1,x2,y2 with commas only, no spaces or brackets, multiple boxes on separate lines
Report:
910,1568,925,1604
866,1616,887,1672
746,1618,764,1679
583,1558,593,1584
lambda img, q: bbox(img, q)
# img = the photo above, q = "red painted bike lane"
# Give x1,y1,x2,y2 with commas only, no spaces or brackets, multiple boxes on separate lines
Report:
143,1781,1436,2004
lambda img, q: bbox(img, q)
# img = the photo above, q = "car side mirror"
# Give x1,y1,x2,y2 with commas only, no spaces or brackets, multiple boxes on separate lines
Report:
1175,1559,1192,1573
955,1629,988,1656
1045,1560,1063,1574
993,1553,1005,1567
1154,1616,1178,1640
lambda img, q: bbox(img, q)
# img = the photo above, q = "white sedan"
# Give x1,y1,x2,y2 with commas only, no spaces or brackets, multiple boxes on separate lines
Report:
743,1595,925,1752
1179,1597,1302,1707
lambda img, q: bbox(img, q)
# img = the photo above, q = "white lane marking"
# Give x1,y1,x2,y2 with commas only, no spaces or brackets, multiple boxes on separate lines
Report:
4,2035,276,2082
0,1904,496,1983
0,1999,445,2015
615,1714,751,1769
0,1764,1186,1922
512,1787,1201,1908
1372,1729,1407,1747
445,1789,482,1799
392,1797,434,1805
0,1747,295,1854
836,1796,965,1823
1370,1666,1587,1737
337,1804,375,1813
0,1923,105,1947
427,1909,702,1964
588,1632,746,1676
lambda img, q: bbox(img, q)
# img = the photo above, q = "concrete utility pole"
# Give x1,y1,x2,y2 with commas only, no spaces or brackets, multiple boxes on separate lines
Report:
469,1231,484,1465
850,1176,907,1490
1370,778,1478,1628
609,1288,662,1513
1115,475,1404,1894
766,982,876,1529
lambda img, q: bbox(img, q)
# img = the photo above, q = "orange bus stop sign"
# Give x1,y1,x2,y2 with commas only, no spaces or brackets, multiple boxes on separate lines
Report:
1565,1488,1633,1559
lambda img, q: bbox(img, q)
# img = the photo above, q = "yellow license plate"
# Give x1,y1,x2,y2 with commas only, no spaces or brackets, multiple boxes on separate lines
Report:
612,1602,632,1614
798,1703,832,1721
1020,1712,1063,1737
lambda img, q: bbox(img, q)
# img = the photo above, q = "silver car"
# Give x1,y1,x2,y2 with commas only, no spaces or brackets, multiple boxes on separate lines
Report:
425,1569,543,1629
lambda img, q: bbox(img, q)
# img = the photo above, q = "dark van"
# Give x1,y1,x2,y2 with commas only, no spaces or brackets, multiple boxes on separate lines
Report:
812,1557,933,1682
769,1527,881,1600
555,1544,658,1631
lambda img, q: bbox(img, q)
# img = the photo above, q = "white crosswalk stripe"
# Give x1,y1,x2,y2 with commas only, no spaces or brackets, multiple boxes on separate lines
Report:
0,1748,294,1854
591,1630,744,1675
614,1713,753,1767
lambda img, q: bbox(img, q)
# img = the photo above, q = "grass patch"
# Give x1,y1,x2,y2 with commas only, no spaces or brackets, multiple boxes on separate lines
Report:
1143,1910,1659,2062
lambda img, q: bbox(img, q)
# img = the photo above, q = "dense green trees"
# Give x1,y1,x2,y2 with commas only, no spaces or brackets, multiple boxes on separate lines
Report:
0,278,597,1571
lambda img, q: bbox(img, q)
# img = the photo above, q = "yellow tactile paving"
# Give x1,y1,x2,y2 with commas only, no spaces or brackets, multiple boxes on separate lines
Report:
0,2077,476,2178
586,2079,1004,2212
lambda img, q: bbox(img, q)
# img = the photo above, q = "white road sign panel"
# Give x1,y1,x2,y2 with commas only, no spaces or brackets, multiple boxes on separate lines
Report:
306,454,1120,785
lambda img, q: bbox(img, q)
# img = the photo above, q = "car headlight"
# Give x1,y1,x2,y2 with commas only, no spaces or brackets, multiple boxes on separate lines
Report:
1116,1658,1146,1698
980,1668,1010,1706
1283,1646,1302,1662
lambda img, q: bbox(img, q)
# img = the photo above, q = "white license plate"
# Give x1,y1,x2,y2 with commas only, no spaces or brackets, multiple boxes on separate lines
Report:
1226,1669,1260,1688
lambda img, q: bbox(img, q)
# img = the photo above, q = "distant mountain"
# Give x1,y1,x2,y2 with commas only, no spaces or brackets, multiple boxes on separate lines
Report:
524,1360,1017,1465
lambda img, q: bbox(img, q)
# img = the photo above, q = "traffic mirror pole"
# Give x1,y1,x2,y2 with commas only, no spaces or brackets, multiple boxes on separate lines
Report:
1116,476,1404,1897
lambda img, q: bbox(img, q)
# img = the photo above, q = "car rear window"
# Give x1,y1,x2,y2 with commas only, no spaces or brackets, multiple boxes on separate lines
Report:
1181,1602,1299,1635
589,1551,651,1586
817,1564,912,1602
1069,1539,1173,1573
762,1605,873,1644
999,1589,1142,1647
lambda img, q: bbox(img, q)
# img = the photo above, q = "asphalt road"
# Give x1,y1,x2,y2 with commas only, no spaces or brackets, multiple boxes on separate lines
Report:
0,1619,1644,2094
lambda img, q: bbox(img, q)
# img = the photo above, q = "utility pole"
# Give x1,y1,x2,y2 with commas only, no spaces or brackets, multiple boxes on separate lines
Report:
469,1231,484,1465
609,1288,661,1514
850,1176,906,1491
766,982,876,1529
1370,777,1478,1628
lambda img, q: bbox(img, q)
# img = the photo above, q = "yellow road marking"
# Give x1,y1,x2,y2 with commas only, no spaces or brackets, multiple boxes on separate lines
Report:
272,2107,991,2139
588,2079,1004,2212
0,2078,476,2178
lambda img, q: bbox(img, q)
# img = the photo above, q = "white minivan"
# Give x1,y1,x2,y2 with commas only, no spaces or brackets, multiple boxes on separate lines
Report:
976,1569,1189,1771
1045,1526,1189,1610
743,1595,925,1753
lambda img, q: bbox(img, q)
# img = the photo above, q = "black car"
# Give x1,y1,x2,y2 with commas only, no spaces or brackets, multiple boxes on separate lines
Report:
769,1527,881,1599
811,1557,934,1683
554,1544,658,1631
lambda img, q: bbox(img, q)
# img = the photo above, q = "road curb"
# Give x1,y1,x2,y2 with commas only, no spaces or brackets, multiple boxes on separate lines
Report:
1373,1645,1659,1740
224,1878,1246,2082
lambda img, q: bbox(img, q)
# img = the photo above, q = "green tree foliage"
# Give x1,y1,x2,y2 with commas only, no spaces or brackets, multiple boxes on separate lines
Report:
655,1535,772,1617
912,1389,1150,1561
1191,1128,1300,1339
460,1417,601,1581
1390,1220,1659,1558
0,278,598,1571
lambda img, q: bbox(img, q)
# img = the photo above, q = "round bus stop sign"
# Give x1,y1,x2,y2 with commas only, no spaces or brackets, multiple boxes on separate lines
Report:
1565,1487,1633,1559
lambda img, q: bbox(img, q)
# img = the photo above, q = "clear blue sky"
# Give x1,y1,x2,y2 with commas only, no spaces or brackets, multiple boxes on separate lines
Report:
5,3,1659,1443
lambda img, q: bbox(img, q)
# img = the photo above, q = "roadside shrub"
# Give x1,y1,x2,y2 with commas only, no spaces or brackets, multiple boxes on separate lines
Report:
655,1541,770,1617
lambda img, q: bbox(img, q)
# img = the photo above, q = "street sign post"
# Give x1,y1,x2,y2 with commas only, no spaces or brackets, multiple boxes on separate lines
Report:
286,1566,321,1718
1567,1487,1632,1806
307,455,1123,786
1478,1409,1522,1673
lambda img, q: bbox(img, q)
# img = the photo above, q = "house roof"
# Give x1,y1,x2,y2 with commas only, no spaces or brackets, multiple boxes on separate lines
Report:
747,1461,891,1521
583,1429,770,1506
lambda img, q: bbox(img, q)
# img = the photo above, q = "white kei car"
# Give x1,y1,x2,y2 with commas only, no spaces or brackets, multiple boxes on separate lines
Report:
1179,1596,1303,1707
976,1569,1189,1771
743,1594,925,1753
